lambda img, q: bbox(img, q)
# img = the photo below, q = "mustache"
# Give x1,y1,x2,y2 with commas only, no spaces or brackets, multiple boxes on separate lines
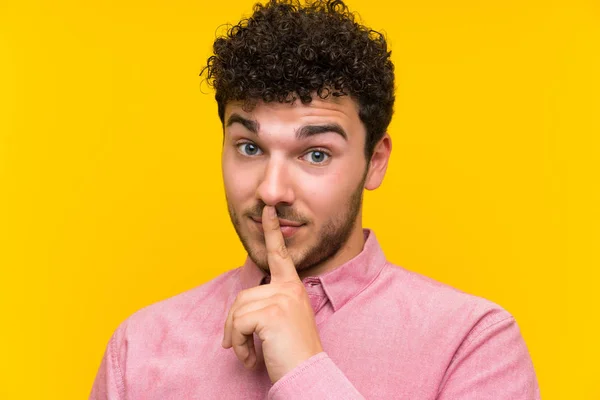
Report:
244,202,308,224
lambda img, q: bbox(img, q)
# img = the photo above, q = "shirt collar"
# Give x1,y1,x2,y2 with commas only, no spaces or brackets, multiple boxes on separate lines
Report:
238,229,387,312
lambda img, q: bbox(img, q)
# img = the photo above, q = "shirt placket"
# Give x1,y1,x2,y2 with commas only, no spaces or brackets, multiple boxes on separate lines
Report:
303,277,328,315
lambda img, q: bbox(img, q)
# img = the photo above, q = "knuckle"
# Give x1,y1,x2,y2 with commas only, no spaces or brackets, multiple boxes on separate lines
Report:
277,243,288,258
232,309,241,322
234,344,248,360
231,312,245,329
267,243,288,259
274,293,291,308
235,290,247,304
281,296,295,310
288,283,304,297
266,303,283,318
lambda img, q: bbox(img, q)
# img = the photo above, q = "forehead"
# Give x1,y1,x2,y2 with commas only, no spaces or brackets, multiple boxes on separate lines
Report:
224,95,363,135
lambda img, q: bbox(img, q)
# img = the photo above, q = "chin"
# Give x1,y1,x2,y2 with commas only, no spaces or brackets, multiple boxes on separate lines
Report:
249,240,305,270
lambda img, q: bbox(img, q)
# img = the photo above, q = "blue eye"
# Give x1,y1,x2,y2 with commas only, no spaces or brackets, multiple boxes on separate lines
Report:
303,150,330,164
237,142,262,156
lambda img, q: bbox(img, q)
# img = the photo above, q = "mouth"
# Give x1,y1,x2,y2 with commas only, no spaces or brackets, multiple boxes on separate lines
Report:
249,217,305,239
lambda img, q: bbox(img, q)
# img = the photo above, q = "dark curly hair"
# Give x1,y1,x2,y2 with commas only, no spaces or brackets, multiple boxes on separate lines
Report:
200,0,395,160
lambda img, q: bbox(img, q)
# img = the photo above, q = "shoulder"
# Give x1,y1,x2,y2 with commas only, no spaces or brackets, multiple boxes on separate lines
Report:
376,261,515,337
113,267,241,340
362,262,538,397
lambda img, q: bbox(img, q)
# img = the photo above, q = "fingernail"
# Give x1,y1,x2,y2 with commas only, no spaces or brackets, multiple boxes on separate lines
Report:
268,206,276,219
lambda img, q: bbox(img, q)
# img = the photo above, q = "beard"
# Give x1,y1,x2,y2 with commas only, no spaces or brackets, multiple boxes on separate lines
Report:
226,171,367,275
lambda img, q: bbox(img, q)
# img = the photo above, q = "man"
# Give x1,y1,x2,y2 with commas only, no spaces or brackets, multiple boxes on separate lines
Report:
91,0,540,398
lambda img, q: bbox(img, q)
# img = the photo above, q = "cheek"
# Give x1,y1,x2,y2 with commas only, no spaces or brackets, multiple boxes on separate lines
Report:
222,156,257,204
298,168,358,218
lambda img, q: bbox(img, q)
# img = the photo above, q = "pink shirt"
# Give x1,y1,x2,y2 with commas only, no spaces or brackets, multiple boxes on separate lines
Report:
90,229,540,399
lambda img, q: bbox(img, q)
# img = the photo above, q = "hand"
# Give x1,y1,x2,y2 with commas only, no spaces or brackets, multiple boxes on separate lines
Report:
222,205,324,383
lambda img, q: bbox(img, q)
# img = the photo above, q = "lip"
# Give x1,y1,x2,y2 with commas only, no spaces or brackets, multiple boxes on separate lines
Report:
250,217,305,238
250,217,303,227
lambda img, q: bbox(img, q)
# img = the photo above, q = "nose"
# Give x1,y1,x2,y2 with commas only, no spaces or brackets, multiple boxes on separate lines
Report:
255,156,296,207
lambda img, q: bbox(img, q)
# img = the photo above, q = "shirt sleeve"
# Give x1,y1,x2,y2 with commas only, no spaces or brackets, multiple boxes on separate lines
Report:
267,352,365,400
89,329,127,400
437,313,541,400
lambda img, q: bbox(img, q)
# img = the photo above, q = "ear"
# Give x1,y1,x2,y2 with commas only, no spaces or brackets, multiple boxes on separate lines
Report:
364,133,392,190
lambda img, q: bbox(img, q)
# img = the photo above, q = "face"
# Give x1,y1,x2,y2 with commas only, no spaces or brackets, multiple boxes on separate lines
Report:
221,95,381,275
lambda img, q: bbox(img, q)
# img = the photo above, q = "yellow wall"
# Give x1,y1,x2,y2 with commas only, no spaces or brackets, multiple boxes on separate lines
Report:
1,0,598,398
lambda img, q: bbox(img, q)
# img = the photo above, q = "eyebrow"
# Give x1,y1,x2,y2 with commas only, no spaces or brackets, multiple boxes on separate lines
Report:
296,123,347,141
226,113,348,141
226,113,259,133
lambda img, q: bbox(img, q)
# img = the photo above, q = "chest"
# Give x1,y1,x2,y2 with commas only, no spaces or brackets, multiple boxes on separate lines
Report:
126,312,451,400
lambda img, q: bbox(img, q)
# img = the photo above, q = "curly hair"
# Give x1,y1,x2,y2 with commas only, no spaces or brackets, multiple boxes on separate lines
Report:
200,0,395,160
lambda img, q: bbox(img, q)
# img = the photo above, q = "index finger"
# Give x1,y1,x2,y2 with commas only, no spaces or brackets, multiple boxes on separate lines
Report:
262,205,300,283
